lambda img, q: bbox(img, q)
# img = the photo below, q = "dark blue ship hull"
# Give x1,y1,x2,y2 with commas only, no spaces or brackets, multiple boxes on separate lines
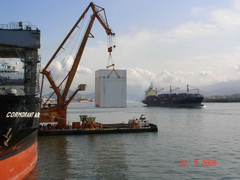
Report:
142,95,204,107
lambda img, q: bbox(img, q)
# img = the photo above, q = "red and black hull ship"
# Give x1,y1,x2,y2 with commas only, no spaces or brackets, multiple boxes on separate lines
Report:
0,22,41,179
0,96,40,179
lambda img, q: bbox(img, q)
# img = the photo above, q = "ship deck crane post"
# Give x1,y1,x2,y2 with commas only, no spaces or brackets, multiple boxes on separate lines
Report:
40,2,115,128
187,84,200,94
170,86,180,93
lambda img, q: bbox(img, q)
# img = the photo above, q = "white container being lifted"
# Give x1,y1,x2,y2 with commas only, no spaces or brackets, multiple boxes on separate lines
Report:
95,69,127,108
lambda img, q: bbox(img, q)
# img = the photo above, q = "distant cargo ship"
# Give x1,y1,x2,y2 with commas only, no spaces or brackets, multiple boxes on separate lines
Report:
142,83,204,107
0,22,40,179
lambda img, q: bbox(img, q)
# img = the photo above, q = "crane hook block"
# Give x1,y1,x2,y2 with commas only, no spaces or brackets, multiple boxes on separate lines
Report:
108,46,113,52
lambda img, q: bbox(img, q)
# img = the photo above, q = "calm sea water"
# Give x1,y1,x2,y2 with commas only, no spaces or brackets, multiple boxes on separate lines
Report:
27,102,240,180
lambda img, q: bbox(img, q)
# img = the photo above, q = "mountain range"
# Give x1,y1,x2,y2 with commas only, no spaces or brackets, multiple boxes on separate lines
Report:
44,80,240,101
200,80,240,97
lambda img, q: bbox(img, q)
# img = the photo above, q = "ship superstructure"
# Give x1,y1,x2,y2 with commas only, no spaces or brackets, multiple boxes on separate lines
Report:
0,22,40,179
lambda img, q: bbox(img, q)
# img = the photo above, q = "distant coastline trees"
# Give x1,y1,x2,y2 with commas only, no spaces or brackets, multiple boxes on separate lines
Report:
203,94,240,102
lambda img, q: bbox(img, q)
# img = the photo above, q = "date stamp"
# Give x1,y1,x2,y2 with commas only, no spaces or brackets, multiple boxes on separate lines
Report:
180,160,217,166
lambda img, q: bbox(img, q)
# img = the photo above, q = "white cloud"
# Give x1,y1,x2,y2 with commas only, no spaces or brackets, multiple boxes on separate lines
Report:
231,0,240,10
211,9,240,27
50,61,62,76
128,67,186,87
233,64,240,71
130,67,156,80
210,1,240,30
158,21,216,44
158,71,185,84
198,70,230,84
46,55,93,78
191,7,208,16
62,56,74,71
199,71,213,77
47,55,74,76
78,67,93,75
176,71,195,76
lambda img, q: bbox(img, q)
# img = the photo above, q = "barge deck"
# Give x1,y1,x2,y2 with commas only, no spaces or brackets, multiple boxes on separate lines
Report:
38,114,158,136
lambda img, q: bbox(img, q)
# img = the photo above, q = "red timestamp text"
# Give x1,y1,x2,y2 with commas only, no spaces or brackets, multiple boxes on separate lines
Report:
180,160,217,166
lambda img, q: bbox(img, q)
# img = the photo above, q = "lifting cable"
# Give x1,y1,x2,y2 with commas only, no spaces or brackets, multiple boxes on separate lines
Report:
106,34,116,69
106,52,115,68
54,15,87,86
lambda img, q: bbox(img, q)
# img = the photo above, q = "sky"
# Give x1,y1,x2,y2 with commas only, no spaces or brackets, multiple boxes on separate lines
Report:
2,0,240,98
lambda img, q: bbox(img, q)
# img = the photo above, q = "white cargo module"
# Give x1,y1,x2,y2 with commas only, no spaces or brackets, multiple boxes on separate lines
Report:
95,69,127,108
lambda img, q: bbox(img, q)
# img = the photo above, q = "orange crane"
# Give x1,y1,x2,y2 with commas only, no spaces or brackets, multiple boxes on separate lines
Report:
40,2,115,128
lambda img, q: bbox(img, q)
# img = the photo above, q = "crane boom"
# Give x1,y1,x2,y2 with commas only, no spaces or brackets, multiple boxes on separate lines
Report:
61,14,96,101
40,2,115,127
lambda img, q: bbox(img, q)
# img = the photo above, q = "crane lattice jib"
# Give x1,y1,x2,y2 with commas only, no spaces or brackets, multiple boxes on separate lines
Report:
40,2,115,126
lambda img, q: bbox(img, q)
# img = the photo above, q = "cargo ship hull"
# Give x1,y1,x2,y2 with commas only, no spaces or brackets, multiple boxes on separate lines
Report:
142,96,204,107
142,83,204,107
0,95,40,179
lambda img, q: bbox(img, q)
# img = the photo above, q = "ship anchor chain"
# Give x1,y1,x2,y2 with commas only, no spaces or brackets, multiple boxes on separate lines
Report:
0,128,12,147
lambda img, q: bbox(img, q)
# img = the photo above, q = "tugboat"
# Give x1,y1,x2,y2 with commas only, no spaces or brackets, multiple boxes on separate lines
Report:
0,22,40,179
142,83,204,107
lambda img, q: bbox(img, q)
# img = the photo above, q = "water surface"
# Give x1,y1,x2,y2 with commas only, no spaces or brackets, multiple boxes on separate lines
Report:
28,102,240,179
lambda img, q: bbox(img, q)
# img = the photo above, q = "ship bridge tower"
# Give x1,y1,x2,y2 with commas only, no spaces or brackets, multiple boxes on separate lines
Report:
0,22,41,96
